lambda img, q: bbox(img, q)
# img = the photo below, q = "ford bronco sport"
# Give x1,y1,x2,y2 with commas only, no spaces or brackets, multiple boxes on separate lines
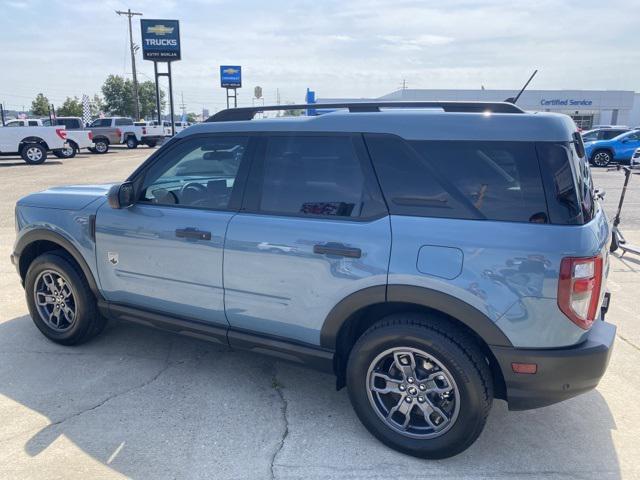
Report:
11,102,615,458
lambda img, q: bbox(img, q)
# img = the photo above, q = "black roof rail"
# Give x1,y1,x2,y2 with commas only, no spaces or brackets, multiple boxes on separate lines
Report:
205,101,525,122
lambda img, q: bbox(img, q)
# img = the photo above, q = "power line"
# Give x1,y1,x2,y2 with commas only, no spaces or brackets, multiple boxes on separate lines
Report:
116,8,143,120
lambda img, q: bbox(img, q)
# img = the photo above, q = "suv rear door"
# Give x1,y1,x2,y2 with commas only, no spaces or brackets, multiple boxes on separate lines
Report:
223,133,391,346
95,134,254,327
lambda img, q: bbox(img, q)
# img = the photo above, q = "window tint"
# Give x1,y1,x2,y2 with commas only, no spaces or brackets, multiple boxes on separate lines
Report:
141,136,248,210
90,119,111,127
115,118,133,126
366,135,548,223
582,131,598,142
624,131,640,141
602,129,627,140
28,120,39,126
257,136,369,218
536,143,585,225
56,118,80,129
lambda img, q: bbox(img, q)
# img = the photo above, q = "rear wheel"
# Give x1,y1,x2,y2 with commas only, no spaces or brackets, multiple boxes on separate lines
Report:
592,150,612,167
146,140,158,148
21,143,47,165
93,139,109,154
347,314,493,459
25,251,107,345
126,136,138,149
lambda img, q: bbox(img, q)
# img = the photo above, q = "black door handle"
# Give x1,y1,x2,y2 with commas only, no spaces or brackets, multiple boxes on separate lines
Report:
175,228,211,241
313,242,362,258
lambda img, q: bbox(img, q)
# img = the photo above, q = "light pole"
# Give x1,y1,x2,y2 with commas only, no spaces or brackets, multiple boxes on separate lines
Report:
116,8,143,120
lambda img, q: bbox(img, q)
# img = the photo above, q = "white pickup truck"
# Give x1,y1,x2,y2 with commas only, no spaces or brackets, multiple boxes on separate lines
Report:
88,117,164,152
0,124,68,164
5,118,93,159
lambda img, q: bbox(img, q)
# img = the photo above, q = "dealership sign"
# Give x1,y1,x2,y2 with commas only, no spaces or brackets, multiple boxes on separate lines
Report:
220,66,242,88
140,19,181,61
540,98,593,107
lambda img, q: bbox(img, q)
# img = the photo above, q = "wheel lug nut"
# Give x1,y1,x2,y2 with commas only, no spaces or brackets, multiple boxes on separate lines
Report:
418,396,425,403
419,384,426,391
407,377,414,384
405,396,412,403
399,384,406,391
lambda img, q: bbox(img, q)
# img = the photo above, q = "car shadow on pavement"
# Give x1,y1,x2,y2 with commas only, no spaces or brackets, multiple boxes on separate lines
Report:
0,314,621,479
0,160,63,167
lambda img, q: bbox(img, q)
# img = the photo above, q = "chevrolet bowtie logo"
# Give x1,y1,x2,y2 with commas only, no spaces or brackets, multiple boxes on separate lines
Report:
222,67,239,75
147,24,174,35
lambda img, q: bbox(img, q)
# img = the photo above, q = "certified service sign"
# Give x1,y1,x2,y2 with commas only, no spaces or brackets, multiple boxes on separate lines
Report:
140,19,181,61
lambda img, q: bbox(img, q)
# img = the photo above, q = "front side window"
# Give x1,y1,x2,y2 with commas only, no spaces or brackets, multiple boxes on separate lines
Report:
90,119,111,127
581,131,598,142
141,136,248,210
257,136,370,218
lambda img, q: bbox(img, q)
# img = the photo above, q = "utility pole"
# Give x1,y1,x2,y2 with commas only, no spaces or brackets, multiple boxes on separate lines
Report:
116,8,143,120
180,91,186,117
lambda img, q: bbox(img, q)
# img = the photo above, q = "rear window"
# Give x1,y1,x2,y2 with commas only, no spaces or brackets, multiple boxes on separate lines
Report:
365,135,549,223
56,118,81,129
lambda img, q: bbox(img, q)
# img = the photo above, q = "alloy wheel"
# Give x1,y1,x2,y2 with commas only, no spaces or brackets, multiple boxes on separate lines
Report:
366,347,460,439
26,147,43,162
593,152,611,167
33,269,77,332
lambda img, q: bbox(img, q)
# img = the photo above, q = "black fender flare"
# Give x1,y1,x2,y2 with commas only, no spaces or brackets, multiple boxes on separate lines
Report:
14,228,101,298
19,136,49,151
320,284,513,350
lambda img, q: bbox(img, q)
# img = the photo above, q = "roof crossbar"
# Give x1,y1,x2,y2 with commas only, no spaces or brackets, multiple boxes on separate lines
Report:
205,101,525,122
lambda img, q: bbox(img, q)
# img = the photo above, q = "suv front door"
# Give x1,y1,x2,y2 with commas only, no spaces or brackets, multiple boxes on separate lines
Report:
223,134,391,346
95,134,253,327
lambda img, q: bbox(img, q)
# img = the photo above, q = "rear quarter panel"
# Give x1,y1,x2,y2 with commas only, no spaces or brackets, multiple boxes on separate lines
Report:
388,208,609,348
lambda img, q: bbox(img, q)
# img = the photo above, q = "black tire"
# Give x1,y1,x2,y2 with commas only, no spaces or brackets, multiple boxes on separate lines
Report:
53,142,77,159
93,139,109,154
24,251,107,345
126,136,138,149
21,143,47,165
347,313,493,459
146,141,158,148
591,150,612,167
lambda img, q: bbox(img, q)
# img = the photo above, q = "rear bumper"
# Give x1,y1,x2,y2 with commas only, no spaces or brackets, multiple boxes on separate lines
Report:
491,319,616,410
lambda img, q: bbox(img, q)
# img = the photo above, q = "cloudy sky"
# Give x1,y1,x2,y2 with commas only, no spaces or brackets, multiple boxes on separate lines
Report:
1,0,639,115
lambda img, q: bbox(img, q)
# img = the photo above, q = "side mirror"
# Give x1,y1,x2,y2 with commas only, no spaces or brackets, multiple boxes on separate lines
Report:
107,182,135,209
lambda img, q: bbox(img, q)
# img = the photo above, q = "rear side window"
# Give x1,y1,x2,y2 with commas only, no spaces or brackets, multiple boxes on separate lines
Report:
366,135,549,223
255,136,379,218
115,118,133,126
601,129,627,140
535,142,593,225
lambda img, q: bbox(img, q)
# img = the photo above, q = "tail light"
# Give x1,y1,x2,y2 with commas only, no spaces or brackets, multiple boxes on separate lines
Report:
88,131,93,141
55,128,67,140
558,255,603,330
116,128,122,138
142,127,147,135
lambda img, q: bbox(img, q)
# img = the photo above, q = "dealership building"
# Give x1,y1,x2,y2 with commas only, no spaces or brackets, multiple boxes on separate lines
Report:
319,89,640,130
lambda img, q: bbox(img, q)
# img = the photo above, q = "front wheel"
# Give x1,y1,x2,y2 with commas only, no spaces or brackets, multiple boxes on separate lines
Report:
54,142,77,159
347,314,493,459
592,150,613,167
93,139,109,154
25,252,107,345
21,143,47,165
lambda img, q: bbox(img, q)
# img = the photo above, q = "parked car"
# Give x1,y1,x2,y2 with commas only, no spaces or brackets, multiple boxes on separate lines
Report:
11,102,615,458
581,127,630,143
632,147,640,166
5,117,93,159
88,117,164,153
162,120,190,136
584,129,640,167
0,124,67,164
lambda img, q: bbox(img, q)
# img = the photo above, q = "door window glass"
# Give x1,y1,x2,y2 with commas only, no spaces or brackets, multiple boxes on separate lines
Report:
258,136,368,218
141,136,248,210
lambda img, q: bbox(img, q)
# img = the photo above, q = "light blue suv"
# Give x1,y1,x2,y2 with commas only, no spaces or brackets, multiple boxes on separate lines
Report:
11,102,616,458
584,129,640,167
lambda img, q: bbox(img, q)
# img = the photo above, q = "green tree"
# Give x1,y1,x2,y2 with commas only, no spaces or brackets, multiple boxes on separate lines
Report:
57,96,83,117
102,75,133,116
186,112,198,123
31,93,50,116
138,80,165,120
91,94,105,117
101,75,165,119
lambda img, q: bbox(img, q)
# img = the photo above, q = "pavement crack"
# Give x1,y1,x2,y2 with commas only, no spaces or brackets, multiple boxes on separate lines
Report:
270,366,289,480
617,333,640,352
